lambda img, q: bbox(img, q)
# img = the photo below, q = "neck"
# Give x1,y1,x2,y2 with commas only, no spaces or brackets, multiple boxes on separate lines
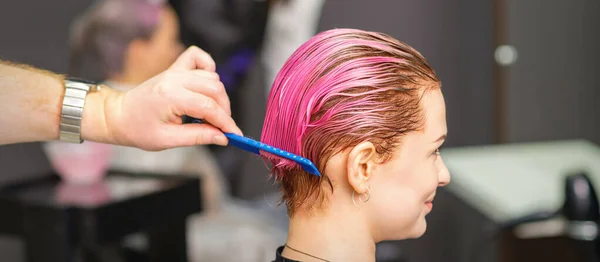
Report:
283,207,376,262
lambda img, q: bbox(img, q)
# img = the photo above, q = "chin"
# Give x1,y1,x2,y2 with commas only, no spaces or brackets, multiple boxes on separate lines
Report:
383,218,428,241
406,218,428,239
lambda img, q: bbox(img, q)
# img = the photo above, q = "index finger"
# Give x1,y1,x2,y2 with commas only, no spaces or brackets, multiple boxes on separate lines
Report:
181,91,243,136
169,46,216,71
181,71,231,115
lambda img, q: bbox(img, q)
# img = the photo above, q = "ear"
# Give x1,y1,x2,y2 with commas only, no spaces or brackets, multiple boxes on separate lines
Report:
346,141,377,194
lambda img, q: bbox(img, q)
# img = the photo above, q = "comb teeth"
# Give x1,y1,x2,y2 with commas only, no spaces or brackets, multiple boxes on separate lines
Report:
223,133,321,177
185,117,321,177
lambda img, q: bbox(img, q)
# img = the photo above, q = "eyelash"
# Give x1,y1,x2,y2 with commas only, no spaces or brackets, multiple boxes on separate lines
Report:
432,148,441,157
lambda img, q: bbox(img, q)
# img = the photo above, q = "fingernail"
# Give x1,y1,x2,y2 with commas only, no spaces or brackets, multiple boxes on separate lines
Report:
213,135,228,146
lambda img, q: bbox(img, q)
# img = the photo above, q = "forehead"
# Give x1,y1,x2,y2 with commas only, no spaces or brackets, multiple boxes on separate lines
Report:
389,88,446,157
384,88,446,163
420,89,447,138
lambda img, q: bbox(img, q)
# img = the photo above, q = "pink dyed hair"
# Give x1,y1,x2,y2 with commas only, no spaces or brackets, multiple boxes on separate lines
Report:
260,28,440,215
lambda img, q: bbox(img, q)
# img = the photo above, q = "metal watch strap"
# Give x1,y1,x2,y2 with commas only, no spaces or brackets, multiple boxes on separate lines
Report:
59,79,97,143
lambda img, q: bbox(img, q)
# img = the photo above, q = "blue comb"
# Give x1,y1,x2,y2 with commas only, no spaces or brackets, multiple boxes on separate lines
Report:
189,118,321,177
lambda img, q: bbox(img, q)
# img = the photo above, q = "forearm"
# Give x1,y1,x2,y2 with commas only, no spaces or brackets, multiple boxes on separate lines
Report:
0,60,119,145
0,61,64,144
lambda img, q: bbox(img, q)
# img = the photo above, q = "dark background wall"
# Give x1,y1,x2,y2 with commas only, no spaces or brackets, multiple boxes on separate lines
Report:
506,0,600,145
0,0,94,73
318,0,496,148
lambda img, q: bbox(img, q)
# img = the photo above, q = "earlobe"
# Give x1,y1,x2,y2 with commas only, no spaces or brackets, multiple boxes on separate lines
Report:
346,141,377,194
352,185,371,208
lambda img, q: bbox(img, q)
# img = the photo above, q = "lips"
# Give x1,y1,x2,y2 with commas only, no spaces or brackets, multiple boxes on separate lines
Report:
425,194,435,211
425,194,436,203
425,202,433,210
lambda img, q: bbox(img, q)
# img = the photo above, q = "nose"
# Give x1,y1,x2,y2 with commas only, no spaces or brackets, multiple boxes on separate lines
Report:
436,156,450,186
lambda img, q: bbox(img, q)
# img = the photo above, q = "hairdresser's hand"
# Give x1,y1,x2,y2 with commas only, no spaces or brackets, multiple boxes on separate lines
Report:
99,46,242,151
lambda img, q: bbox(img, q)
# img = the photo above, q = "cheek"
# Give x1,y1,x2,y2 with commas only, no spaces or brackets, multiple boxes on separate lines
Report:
164,41,183,63
149,40,179,70
391,160,439,200
369,175,427,240
157,41,173,58
369,162,440,240
372,165,428,203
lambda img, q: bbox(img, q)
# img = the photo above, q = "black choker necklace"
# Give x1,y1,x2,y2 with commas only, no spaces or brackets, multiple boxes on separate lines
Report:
285,244,331,262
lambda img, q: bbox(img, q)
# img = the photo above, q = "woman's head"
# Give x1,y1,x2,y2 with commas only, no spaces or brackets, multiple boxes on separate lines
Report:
70,0,184,82
261,29,450,241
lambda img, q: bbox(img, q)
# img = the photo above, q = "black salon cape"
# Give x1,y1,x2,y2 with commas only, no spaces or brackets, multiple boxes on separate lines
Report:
273,246,301,262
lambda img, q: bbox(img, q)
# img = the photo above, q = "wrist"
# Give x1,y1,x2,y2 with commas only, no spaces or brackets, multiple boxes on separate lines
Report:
47,75,66,141
80,85,123,144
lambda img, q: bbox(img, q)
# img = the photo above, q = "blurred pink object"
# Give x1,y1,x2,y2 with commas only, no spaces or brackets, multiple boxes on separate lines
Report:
56,182,112,206
44,141,112,185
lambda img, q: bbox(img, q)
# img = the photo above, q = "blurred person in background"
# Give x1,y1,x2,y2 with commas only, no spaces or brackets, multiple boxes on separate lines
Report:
44,0,285,261
69,0,185,86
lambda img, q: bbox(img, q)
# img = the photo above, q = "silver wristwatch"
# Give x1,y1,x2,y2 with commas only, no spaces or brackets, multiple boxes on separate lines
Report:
59,78,99,143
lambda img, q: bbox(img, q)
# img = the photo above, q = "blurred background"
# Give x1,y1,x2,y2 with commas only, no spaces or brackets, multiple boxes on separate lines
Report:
0,0,599,261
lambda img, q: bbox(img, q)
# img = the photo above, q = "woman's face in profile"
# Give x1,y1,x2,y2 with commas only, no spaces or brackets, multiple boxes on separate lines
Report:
141,6,185,77
366,89,450,241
